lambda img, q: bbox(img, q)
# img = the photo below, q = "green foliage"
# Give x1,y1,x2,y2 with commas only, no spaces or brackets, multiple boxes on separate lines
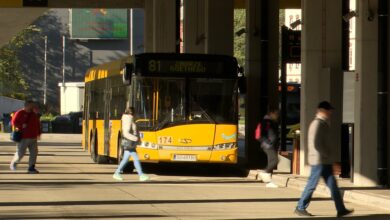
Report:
40,113,57,121
0,25,40,100
234,9,246,69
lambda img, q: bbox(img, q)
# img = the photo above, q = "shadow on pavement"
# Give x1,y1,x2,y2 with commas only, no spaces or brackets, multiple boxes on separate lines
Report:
0,197,331,207
341,186,386,191
0,153,85,157
0,180,260,186
142,163,249,177
0,142,81,147
0,214,167,219
0,162,95,165
232,214,390,220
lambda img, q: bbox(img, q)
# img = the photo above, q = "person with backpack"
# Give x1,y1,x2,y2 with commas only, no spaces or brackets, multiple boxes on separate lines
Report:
10,100,41,174
113,107,149,182
255,108,280,188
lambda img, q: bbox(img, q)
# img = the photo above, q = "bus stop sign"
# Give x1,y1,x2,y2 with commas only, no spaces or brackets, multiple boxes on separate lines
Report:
282,26,301,63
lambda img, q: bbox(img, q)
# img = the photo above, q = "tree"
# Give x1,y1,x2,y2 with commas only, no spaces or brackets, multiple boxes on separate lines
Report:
234,9,246,69
0,25,40,100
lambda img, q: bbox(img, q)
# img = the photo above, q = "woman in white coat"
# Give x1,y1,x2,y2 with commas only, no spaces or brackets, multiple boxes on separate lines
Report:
113,107,149,181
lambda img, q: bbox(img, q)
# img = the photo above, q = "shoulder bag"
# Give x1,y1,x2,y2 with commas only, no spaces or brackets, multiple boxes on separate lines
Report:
10,112,33,143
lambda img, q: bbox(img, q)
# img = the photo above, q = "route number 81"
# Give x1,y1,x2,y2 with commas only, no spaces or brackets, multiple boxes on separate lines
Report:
149,60,161,72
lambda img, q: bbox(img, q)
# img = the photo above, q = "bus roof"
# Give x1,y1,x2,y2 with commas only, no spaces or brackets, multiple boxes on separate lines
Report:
84,56,132,83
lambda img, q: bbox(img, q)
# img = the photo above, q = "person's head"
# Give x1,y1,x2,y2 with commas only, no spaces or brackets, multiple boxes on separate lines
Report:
317,101,334,119
124,107,135,116
24,100,35,112
164,96,172,108
268,108,279,121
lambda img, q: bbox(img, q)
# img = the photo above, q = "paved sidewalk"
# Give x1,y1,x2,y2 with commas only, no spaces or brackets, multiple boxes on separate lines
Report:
248,171,390,212
0,133,82,143
1,135,390,219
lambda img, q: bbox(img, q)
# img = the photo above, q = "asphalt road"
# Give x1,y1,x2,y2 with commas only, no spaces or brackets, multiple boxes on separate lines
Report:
0,134,389,220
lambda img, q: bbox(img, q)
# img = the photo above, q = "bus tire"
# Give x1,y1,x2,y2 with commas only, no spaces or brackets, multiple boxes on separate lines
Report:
90,131,98,163
90,131,108,164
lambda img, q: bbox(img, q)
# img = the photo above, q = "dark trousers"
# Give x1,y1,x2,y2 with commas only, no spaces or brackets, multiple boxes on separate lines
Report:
297,165,346,212
263,148,278,173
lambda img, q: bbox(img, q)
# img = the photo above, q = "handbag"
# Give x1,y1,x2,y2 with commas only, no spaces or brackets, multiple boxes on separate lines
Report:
10,112,33,143
10,130,22,142
121,137,137,151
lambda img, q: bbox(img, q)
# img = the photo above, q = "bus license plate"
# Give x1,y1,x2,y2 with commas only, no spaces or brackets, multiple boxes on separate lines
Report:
173,154,197,162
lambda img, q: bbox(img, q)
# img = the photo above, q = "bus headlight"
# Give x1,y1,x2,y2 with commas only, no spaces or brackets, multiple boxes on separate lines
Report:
140,142,159,150
213,142,236,150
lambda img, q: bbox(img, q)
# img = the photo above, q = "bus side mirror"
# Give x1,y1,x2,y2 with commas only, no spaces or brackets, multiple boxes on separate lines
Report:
238,75,246,94
122,63,133,85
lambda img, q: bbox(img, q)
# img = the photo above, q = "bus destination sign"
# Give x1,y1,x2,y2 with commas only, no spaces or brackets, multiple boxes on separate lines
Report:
134,54,238,77
148,60,207,74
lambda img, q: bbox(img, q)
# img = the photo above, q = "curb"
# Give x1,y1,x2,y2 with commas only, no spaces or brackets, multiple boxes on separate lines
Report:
247,171,390,212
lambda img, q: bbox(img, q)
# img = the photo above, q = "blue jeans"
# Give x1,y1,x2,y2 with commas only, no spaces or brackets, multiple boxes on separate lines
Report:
115,151,144,176
297,165,346,212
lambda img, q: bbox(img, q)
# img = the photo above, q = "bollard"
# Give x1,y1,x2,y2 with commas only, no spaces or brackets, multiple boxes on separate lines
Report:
292,132,300,174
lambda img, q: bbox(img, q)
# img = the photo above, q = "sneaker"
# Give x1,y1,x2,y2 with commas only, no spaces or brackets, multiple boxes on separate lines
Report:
294,208,313,217
139,174,150,182
10,161,17,171
113,173,124,181
266,182,279,188
337,209,354,218
259,172,271,183
27,166,39,174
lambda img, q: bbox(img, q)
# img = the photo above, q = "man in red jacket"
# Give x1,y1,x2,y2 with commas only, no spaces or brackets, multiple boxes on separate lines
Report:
10,100,41,174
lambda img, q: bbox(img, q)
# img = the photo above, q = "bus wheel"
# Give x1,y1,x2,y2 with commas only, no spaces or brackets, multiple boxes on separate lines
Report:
90,132,109,164
90,133,98,163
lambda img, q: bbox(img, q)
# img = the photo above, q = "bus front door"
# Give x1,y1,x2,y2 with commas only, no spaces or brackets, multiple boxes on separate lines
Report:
83,87,91,151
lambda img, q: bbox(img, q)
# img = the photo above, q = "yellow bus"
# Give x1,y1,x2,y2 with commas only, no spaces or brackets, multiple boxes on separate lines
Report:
82,53,240,165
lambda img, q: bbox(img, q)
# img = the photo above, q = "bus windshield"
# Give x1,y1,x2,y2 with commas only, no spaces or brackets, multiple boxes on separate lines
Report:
189,78,237,124
131,77,237,130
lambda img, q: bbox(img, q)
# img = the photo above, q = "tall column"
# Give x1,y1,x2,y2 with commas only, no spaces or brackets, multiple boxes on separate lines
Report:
183,0,233,55
354,0,378,186
144,0,176,53
388,1,390,187
245,0,279,167
300,0,343,175
205,0,234,55
183,0,206,53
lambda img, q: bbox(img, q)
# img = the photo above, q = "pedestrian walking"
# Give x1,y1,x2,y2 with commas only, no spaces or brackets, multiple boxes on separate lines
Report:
10,100,41,174
295,101,354,217
113,107,150,181
257,109,280,188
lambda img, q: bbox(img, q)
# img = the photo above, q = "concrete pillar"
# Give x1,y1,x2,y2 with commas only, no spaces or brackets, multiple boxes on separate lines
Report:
388,2,390,187
205,0,234,55
183,0,206,53
354,0,378,186
245,0,279,167
183,0,233,55
300,0,343,175
144,0,176,53
130,9,145,55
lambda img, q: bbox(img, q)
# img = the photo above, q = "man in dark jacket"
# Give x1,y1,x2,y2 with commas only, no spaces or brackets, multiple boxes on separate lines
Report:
10,100,41,174
294,101,353,217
